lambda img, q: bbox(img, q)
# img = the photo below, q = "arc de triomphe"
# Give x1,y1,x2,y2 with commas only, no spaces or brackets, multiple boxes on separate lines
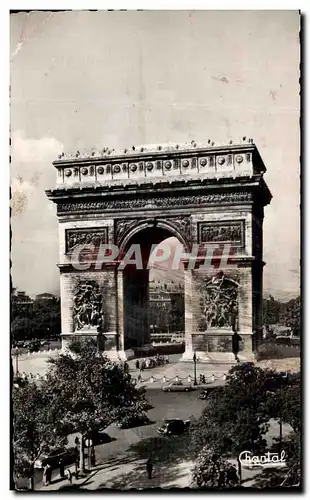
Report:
46,140,272,362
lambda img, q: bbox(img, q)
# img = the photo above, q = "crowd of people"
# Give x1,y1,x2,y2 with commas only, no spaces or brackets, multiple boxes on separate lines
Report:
135,354,169,371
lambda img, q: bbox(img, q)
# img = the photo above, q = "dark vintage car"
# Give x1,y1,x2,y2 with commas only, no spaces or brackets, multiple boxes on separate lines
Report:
198,386,224,400
34,446,78,469
162,381,193,392
117,414,150,429
157,418,190,435
83,430,112,446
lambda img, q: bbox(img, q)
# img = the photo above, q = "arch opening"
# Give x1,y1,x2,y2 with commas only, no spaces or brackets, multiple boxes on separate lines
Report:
121,227,185,352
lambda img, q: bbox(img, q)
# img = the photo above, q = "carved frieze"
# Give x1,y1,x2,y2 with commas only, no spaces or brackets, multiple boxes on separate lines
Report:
66,227,109,252
198,221,244,246
58,192,253,215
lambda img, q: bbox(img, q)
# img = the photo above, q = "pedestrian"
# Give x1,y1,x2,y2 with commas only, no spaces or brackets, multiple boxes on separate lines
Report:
146,458,153,479
59,458,65,479
75,460,79,480
202,374,206,384
136,359,140,370
45,463,52,486
232,330,242,363
146,358,150,369
91,448,96,467
124,361,129,373
67,468,72,485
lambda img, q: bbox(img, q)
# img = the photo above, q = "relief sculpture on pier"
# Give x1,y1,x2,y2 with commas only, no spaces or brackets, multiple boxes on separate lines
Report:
201,272,239,330
73,281,104,331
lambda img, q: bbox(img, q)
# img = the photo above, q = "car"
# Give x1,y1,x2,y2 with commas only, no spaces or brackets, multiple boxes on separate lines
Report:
198,386,224,399
83,430,112,446
116,414,150,429
34,446,78,469
157,418,190,435
162,381,193,392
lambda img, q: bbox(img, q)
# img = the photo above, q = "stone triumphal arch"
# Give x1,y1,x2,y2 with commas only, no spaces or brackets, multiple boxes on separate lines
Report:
46,140,272,361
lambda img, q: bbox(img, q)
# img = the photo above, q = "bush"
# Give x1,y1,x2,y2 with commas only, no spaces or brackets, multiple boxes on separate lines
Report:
255,343,300,361
191,447,239,489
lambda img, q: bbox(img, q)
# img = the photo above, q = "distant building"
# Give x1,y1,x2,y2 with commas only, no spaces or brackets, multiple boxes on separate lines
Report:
35,293,57,301
11,288,33,305
149,279,184,333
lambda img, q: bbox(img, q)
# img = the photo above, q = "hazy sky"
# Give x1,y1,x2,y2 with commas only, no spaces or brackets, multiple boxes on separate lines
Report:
10,10,300,300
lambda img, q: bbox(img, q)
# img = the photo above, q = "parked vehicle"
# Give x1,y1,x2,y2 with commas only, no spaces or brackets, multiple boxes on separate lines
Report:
162,381,193,392
198,386,224,399
157,418,190,435
83,430,112,446
116,414,150,429
34,446,77,469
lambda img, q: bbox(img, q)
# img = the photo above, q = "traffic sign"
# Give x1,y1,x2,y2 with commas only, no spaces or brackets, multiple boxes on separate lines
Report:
85,439,93,448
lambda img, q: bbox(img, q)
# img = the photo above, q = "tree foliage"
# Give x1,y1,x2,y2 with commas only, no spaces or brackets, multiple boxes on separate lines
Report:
191,447,239,489
11,296,61,342
43,339,150,436
190,363,301,489
13,339,150,481
12,379,67,479
190,363,273,458
262,295,300,335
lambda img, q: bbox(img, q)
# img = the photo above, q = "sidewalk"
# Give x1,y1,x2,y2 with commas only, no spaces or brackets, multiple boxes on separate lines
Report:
129,356,234,388
39,456,194,491
38,456,263,490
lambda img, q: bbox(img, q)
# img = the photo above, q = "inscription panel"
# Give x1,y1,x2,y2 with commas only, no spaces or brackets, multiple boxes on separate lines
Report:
65,227,109,253
197,221,245,247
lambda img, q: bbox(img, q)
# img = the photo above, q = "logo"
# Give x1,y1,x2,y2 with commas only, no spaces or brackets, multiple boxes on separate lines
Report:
239,450,286,469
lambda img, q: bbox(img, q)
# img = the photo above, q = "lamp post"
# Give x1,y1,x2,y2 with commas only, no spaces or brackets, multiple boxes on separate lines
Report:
13,347,19,375
193,351,197,386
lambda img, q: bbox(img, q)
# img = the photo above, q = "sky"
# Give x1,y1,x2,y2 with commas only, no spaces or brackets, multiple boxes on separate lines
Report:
10,10,300,300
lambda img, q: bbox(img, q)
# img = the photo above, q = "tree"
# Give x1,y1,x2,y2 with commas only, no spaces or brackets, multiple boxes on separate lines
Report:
12,379,68,488
259,374,301,488
283,297,300,336
189,363,287,484
191,447,239,489
190,363,301,489
11,317,32,342
191,364,273,454
11,295,61,342
42,339,150,472
263,295,281,326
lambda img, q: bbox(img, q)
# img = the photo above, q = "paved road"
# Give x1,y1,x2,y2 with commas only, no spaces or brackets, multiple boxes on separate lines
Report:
91,388,206,465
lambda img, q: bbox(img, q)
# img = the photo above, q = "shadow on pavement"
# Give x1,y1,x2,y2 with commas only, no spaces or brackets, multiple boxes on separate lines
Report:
87,461,191,490
127,433,192,465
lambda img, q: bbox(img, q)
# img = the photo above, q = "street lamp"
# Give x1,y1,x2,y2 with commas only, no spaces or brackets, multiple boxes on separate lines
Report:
193,351,197,386
13,347,19,375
